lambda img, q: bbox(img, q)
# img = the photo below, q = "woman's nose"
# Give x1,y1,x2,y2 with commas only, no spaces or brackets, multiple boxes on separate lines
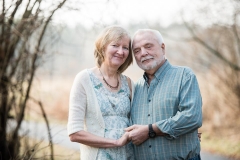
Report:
117,47,124,54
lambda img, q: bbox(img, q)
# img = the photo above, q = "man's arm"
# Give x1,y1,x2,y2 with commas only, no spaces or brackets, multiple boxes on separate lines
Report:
125,69,202,144
156,71,202,139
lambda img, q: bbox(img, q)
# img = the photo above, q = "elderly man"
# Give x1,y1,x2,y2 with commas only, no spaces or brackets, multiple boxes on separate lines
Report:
125,29,202,160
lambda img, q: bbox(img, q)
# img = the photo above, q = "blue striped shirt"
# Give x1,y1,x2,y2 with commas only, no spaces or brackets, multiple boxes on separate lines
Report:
131,60,202,160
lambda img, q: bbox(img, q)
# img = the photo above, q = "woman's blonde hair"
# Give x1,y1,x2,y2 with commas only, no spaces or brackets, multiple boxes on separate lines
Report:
94,26,133,73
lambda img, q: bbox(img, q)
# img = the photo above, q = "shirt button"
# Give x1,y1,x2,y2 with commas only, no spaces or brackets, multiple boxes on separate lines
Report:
149,145,151,148
148,100,151,102
148,114,150,116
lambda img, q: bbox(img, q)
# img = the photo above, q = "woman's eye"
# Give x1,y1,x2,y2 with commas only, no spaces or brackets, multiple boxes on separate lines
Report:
123,47,129,50
112,45,117,47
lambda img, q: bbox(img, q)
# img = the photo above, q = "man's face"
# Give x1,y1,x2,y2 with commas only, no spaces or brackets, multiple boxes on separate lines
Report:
132,31,165,72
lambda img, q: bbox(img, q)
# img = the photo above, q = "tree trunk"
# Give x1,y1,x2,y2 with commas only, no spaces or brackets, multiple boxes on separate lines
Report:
0,76,9,160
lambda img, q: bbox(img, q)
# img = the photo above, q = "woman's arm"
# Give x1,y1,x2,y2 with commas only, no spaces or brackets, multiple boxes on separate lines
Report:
68,72,87,135
69,131,130,148
68,72,130,148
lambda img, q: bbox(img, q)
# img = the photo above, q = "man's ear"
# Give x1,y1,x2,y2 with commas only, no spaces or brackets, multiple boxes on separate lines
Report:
161,43,165,50
161,43,165,54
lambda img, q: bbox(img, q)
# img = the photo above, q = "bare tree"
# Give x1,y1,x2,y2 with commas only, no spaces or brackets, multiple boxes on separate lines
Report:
181,0,240,130
0,0,67,159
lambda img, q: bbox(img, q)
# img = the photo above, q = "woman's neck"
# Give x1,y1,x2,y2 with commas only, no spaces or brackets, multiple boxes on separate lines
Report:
99,64,119,78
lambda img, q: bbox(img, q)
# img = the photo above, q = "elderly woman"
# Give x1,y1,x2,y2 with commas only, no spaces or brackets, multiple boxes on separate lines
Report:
67,26,135,160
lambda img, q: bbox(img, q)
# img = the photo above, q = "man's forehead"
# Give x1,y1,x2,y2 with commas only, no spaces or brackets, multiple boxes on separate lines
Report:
136,31,153,38
133,33,157,46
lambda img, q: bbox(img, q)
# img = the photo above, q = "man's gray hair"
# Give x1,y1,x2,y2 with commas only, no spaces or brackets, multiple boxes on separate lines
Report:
132,29,164,44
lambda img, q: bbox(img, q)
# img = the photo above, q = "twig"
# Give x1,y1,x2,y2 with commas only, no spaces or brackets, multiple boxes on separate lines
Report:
30,97,54,160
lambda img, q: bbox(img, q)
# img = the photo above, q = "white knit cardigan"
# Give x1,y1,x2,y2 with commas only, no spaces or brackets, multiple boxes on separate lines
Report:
67,69,135,160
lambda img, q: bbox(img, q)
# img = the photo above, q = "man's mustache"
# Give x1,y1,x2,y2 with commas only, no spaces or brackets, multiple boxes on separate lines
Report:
141,56,154,63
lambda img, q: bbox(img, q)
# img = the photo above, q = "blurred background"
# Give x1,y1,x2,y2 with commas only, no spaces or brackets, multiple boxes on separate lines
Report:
0,0,240,159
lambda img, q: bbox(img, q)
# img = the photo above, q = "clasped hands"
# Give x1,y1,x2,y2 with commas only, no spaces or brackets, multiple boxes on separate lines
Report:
116,125,202,147
116,125,148,147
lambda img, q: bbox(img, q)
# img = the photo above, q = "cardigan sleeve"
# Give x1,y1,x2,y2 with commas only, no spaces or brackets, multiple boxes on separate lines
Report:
67,72,87,136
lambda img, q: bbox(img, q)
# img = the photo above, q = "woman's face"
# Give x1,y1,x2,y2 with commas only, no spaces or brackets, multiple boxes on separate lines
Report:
103,36,130,68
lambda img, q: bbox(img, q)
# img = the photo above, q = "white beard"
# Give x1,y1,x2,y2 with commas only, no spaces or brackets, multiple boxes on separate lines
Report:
137,55,164,71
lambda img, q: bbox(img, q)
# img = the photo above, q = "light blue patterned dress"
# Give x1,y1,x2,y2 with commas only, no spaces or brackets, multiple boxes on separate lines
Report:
88,70,134,160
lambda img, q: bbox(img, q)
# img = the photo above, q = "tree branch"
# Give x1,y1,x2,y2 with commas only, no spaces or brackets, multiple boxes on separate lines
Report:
9,0,23,25
0,0,5,45
37,0,67,49
1,0,31,81
0,0,6,68
184,21,240,71
232,11,240,57
11,0,67,157
30,97,54,160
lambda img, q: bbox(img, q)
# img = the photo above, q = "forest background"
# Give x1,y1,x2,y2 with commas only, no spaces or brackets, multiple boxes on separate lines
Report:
0,0,239,159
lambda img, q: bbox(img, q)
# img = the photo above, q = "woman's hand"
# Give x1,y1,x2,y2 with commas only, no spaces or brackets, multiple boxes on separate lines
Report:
115,132,130,147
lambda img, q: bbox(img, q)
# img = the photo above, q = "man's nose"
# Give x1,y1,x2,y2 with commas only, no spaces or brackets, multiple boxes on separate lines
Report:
140,48,148,56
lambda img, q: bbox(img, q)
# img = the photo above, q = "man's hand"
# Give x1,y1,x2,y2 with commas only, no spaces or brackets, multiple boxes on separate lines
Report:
125,125,148,145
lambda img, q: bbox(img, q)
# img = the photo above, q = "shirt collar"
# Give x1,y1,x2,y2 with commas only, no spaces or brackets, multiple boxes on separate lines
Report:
143,59,171,82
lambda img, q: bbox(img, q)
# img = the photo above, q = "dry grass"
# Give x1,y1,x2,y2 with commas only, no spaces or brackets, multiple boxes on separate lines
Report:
20,136,80,160
197,71,240,159
201,133,240,159
30,77,72,121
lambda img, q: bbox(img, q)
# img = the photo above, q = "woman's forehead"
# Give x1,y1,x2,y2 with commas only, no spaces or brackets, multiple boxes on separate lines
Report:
111,35,130,43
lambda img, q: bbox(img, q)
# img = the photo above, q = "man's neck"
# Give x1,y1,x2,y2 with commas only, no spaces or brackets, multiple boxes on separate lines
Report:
146,74,155,84
145,59,166,84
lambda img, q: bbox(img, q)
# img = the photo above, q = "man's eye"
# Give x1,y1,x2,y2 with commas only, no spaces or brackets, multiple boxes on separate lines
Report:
124,47,129,50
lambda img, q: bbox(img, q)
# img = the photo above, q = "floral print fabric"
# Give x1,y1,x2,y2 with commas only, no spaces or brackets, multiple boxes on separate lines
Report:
88,70,134,160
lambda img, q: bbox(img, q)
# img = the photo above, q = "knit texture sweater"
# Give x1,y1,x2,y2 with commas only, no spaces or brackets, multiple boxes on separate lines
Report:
67,69,135,160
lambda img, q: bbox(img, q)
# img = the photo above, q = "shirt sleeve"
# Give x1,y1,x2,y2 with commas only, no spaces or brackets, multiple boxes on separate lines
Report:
156,69,202,140
67,73,87,136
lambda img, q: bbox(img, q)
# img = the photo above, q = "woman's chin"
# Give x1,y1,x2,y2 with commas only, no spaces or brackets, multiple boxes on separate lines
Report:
111,61,124,67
